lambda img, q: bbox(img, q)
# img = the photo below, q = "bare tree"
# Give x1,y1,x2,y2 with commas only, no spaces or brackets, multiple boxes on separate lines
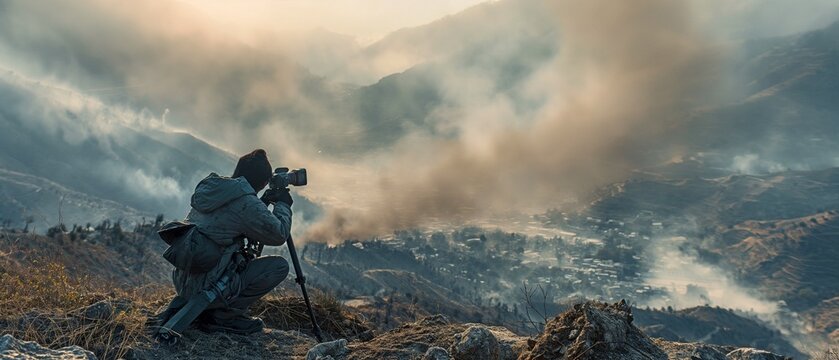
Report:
520,282,551,334
23,216,34,233
57,195,65,228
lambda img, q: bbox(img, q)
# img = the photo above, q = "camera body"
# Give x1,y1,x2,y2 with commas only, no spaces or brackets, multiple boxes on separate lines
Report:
269,167,307,189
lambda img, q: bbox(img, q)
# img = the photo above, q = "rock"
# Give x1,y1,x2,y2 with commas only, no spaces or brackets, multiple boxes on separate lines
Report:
485,327,530,360
0,334,97,359
307,339,349,360
535,304,791,360
653,339,730,360
726,348,789,360
519,300,668,360
449,325,499,360
79,300,114,321
423,346,450,360
417,315,450,327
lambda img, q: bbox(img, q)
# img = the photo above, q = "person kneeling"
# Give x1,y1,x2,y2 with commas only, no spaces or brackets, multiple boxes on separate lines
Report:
158,149,293,334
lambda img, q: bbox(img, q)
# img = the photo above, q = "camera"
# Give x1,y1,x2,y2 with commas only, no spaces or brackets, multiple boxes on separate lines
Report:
269,167,307,189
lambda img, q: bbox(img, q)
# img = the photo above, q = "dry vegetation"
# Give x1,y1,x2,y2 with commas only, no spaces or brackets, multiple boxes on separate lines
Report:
0,256,370,358
254,292,372,341
0,260,170,359
0,229,372,359
812,348,839,360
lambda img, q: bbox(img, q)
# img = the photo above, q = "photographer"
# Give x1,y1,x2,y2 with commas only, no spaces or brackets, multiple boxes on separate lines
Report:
159,149,293,335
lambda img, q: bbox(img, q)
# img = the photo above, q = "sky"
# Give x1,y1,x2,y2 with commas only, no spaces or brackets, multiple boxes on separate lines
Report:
180,0,491,44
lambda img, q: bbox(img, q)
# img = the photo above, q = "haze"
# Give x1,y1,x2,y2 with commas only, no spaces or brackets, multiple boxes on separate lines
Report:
180,0,490,44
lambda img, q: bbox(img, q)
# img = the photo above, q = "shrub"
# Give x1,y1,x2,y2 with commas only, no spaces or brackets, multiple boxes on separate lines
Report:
253,290,372,340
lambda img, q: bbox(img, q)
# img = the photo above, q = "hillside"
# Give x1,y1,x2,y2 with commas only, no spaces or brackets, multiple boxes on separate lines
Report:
354,18,839,166
0,224,170,286
0,227,808,359
0,168,147,232
589,164,839,229
717,212,839,343
0,70,235,223
683,21,839,170
720,212,839,306
303,0,557,84
634,306,803,358
365,0,553,66
580,162,839,348
0,70,328,231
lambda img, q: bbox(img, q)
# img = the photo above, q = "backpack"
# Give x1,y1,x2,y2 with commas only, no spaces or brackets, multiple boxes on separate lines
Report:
158,221,223,273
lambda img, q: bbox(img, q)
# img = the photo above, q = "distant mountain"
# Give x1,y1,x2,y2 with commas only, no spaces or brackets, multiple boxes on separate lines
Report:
634,306,803,359
0,168,147,231
720,211,839,306
719,211,839,343
349,12,839,164
590,162,839,227
0,0,355,159
810,296,839,344
584,161,839,344
359,15,839,167
336,0,556,151
9,0,835,167
0,70,235,226
684,21,839,170
364,0,555,73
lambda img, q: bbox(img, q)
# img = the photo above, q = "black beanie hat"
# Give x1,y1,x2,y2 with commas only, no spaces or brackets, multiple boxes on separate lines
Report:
232,149,272,191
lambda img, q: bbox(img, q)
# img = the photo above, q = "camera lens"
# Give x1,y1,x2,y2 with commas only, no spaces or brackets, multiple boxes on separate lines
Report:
293,169,307,186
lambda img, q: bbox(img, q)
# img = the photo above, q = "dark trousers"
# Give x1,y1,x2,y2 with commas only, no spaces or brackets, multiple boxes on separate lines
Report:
206,255,289,320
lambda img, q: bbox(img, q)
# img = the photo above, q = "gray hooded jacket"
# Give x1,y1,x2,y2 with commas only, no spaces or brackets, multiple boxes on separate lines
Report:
172,173,292,298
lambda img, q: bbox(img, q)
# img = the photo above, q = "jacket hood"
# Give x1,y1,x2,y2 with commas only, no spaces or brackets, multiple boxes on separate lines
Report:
190,173,256,213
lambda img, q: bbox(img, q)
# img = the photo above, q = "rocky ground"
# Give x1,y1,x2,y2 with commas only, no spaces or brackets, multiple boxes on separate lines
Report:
1,300,794,360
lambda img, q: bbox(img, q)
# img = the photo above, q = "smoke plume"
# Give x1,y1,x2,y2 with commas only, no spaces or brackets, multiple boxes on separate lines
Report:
306,0,718,242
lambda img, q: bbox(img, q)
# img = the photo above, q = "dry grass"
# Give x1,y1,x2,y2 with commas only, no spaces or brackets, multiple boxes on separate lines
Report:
812,348,839,360
0,261,169,359
254,290,372,341
0,259,359,359
0,230,371,358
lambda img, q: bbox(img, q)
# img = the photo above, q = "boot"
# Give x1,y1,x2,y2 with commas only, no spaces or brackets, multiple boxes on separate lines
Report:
197,308,264,335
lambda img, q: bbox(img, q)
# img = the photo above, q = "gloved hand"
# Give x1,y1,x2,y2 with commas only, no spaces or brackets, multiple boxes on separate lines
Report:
260,188,293,207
